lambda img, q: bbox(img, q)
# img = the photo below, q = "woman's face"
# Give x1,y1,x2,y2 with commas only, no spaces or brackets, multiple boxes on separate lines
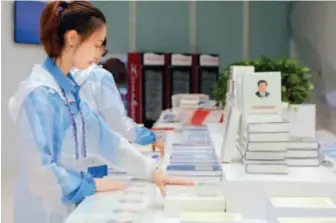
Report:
73,25,106,69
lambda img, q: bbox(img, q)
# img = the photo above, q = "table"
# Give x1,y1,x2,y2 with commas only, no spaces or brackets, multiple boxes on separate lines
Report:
65,123,336,222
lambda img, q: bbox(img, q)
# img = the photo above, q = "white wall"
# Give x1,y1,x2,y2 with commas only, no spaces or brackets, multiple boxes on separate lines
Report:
290,2,336,133
290,2,336,95
2,2,45,223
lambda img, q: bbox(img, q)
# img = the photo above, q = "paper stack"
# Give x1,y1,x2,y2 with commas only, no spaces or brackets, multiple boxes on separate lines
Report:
286,138,320,167
238,119,290,174
166,126,223,182
266,197,336,223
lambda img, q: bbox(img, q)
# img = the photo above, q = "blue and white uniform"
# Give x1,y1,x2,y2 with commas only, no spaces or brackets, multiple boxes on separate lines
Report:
73,64,157,145
9,57,157,223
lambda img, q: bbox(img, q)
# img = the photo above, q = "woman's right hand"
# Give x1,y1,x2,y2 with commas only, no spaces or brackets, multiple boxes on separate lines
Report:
94,178,129,193
152,138,165,156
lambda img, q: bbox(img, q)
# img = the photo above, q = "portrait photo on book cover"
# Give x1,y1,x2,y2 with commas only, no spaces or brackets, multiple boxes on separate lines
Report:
255,79,270,98
242,72,282,114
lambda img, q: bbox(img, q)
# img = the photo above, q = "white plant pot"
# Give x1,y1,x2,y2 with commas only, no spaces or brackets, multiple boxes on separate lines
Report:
281,102,289,120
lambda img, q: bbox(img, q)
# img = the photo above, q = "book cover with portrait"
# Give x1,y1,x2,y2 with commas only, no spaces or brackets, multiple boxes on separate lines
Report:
241,72,282,115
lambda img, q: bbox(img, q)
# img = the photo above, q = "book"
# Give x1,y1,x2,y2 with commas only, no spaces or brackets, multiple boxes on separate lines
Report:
245,132,289,142
170,152,219,160
242,151,286,160
244,163,288,174
245,114,284,123
180,212,243,223
288,138,319,150
171,147,215,152
242,141,288,152
231,66,255,109
166,164,222,176
242,158,286,165
169,161,221,166
287,149,319,158
286,158,320,167
241,72,282,115
288,104,316,139
246,121,290,133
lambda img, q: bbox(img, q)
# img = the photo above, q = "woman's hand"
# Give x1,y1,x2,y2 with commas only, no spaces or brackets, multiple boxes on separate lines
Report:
94,178,129,193
152,138,165,156
152,169,194,196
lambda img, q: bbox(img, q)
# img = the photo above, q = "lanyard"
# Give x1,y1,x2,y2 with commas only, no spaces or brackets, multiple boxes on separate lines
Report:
61,88,87,160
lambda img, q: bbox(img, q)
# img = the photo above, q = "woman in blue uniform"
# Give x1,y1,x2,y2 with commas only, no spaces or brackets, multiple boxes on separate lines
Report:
9,2,193,223
74,52,165,155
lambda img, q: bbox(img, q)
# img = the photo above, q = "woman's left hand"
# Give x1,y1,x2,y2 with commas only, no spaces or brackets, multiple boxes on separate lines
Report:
152,169,194,196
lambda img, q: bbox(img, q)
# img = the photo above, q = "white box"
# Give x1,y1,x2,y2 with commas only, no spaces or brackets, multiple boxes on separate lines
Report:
266,197,336,223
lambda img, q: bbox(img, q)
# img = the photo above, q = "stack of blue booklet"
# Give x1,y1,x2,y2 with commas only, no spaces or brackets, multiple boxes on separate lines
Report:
181,126,213,146
166,126,223,182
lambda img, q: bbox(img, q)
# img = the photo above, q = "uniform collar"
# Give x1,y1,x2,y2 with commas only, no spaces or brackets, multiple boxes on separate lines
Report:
43,57,79,93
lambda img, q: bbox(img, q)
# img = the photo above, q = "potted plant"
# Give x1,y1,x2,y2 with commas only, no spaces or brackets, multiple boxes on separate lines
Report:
213,56,314,108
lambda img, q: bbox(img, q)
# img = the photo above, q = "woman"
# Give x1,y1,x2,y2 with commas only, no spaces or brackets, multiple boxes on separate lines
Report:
74,54,165,155
9,2,192,223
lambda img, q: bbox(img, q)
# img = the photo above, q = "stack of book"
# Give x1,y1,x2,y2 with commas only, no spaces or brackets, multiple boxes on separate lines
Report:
166,143,223,182
171,94,209,110
166,126,223,182
238,119,290,174
287,138,320,167
181,126,213,146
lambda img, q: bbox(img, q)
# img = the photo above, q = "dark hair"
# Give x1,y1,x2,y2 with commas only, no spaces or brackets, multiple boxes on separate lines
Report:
102,58,127,85
40,1,106,58
257,80,268,86
101,38,108,57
